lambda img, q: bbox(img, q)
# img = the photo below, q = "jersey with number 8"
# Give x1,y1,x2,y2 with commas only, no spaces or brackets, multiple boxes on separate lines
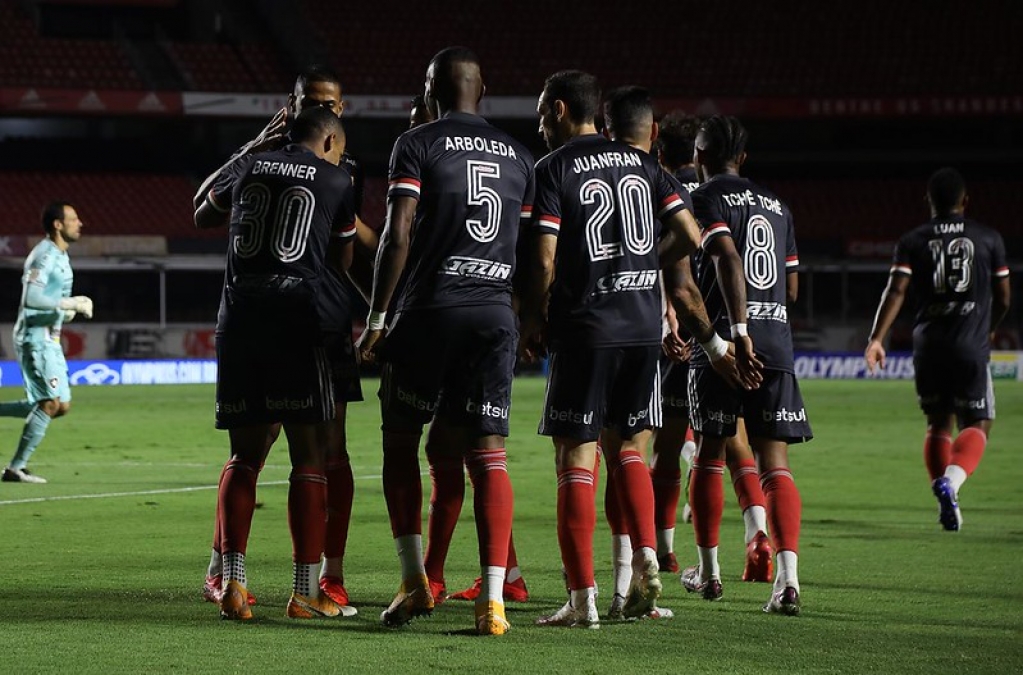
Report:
892,216,1009,358
691,174,798,372
386,111,535,312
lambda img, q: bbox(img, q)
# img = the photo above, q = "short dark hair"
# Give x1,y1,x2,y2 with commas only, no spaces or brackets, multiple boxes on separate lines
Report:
428,46,480,72
543,70,600,124
295,64,343,93
291,106,344,144
603,86,653,140
697,115,748,167
41,201,71,234
656,111,701,168
410,94,426,108
927,167,967,216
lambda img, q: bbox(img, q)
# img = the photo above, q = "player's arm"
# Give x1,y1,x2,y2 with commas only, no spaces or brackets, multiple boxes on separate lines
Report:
22,259,93,321
518,230,557,361
344,216,379,303
785,213,800,305
865,271,909,372
193,196,230,230
192,108,288,211
703,233,762,387
356,195,416,362
658,208,701,268
786,272,798,304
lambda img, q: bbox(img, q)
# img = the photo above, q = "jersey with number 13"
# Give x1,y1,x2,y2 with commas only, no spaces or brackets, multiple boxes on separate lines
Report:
892,216,1009,358
387,111,535,312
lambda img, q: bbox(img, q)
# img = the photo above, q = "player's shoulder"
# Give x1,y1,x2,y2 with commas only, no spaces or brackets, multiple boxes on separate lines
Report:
962,217,1002,241
27,238,57,263
750,180,792,217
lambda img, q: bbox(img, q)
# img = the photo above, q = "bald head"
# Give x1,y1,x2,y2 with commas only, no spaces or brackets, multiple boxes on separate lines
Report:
425,46,484,115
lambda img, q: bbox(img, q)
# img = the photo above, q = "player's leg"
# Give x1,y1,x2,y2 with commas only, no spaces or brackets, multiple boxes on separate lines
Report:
932,358,995,531
650,417,687,572
3,344,66,483
536,348,602,629
680,366,735,601
319,403,356,609
726,419,772,582
218,424,275,620
602,439,633,619
747,370,812,615
423,418,464,602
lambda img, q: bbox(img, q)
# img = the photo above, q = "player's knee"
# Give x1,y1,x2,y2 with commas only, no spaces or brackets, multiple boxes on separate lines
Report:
56,401,71,417
37,399,61,418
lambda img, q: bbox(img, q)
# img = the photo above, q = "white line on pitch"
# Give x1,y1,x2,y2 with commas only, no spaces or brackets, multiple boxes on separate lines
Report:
0,473,387,507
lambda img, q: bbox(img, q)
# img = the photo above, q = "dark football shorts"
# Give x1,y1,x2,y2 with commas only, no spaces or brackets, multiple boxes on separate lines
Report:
323,330,363,404
540,344,662,442
914,353,995,427
215,330,335,429
660,357,690,420
378,304,517,436
688,367,812,444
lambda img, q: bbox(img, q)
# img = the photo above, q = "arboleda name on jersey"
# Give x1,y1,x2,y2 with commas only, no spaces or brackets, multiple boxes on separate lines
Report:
572,151,642,174
593,269,658,295
441,255,511,280
444,136,517,158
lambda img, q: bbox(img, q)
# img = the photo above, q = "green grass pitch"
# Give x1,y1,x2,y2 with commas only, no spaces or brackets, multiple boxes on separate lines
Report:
0,378,1021,674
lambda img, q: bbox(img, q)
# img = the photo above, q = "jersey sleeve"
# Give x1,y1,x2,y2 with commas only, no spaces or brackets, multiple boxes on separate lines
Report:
387,132,424,202
332,171,358,240
691,189,731,249
532,160,562,236
785,211,800,272
207,155,251,213
519,162,536,224
656,169,688,221
22,250,60,311
890,234,913,276
992,231,1010,280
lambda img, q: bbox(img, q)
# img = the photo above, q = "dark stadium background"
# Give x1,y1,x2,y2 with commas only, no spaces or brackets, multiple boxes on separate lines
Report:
0,0,1019,360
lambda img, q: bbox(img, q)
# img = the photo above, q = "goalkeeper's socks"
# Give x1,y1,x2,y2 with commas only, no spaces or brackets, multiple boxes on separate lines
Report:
9,406,51,470
0,400,33,419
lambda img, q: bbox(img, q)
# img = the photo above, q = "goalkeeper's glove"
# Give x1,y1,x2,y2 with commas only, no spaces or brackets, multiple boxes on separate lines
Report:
62,309,77,322
59,295,94,320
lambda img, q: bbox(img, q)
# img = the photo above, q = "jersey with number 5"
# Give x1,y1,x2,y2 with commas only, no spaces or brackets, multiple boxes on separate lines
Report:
692,174,798,372
387,111,535,312
209,143,357,333
532,135,689,348
892,216,1009,357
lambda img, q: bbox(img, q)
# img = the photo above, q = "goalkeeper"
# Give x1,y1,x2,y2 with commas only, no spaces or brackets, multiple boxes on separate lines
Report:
1,201,93,484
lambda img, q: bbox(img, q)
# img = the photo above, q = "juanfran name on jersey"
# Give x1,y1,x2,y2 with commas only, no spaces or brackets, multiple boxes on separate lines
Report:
572,150,643,174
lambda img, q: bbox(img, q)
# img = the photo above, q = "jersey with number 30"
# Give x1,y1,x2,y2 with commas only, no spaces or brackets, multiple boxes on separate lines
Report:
533,134,689,348
892,216,1009,358
208,143,357,333
692,174,798,372
387,111,535,312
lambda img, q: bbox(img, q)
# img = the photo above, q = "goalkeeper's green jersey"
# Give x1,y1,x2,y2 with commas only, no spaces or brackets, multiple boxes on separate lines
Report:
13,238,74,347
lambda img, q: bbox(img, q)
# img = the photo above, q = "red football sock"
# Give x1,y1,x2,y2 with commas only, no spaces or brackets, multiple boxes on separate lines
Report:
324,458,354,562
288,469,328,564
558,467,595,590
424,454,464,581
923,430,952,480
950,427,987,475
613,449,656,551
219,458,260,555
729,457,765,511
465,447,513,568
651,451,682,531
210,459,231,556
690,458,725,548
604,460,629,536
761,468,801,554
382,431,423,538
507,532,520,569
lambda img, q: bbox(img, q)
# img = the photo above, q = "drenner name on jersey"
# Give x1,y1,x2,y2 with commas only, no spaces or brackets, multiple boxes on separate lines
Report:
445,136,517,158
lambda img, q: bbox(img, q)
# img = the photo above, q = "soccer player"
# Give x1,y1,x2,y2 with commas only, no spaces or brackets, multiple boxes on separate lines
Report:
520,74,752,629
865,167,1010,532
402,95,532,606
196,66,367,614
357,47,534,636
680,115,810,616
655,110,774,582
193,107,358,620
0,202,93,484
